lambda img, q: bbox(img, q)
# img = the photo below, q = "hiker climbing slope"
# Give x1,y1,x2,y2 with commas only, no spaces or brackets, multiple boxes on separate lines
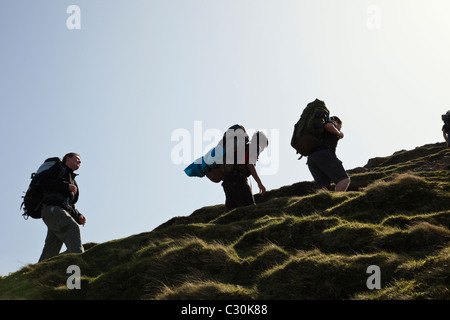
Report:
443,110,450,148
307,115,350,191
291,99,350,191
37,153,86,262
218,125,268,212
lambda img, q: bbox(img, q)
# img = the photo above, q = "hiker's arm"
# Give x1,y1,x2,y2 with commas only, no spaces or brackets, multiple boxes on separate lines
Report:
444,129,449,147
68,184,78,195
40,166,71,196
70,204,85,225
78,213,86,226
247,164,266,195
325,122,344,139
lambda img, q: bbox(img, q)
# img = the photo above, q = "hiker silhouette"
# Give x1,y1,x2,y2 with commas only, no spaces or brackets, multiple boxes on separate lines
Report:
219,125,268,212
442,110,450,148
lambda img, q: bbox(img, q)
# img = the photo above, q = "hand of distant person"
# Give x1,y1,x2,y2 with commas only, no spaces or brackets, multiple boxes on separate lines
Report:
258,182,266,195
68,184,78,194
78,214,86,226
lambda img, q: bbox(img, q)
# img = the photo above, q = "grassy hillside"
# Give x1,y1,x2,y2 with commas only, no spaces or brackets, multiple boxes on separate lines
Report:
1,142,449,300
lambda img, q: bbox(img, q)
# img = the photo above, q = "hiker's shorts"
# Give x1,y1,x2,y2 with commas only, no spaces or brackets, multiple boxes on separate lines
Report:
222,175,255,212
307,148,349,190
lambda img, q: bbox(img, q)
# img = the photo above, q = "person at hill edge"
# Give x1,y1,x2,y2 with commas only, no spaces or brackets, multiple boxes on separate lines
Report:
220,125,269,212
443,110,450,148
307,116,350,192
38,153,86,262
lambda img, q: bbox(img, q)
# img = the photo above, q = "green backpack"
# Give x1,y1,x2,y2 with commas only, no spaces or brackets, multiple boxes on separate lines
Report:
291,99,330,158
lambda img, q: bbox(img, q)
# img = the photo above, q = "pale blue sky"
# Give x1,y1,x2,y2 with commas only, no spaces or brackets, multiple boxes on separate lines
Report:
1,1,449,276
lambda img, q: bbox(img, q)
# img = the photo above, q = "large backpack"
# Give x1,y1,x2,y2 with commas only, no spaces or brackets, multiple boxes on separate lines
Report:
21,157,62,219
291,99,330,158
206,125,249,183
183,145,225,178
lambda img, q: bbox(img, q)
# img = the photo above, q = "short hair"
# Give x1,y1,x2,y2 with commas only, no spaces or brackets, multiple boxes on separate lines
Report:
251,131,269,149
63,152,80,164
248,131,268,164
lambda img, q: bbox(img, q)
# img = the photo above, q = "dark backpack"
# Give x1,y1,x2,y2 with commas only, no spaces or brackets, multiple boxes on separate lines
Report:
223,125,249,163
291,99,330,158
205,125,249,182
21,157,62,219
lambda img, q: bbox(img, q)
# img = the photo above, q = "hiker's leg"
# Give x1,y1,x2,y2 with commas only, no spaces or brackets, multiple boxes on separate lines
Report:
315,150,349,191
39,228,63,262
56,208,84,254
39,205,64,261
222,176,254,211
335,177,351,192
222,179,237,212
40,205,84,256
234,177,255,208
307,150,332,190
63,220,84,255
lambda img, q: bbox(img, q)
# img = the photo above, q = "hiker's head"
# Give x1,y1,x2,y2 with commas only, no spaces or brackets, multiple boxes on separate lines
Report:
251,131,269,153
331,116,342,130
248,131,269,164
63,153,81,171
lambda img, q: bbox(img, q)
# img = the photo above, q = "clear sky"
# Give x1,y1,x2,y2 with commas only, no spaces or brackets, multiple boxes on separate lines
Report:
1,0,449,276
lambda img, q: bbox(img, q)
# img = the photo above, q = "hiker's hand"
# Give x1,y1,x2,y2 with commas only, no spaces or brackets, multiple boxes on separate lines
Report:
68,184,78,195
258,182,266,195
338,132,344,139
78,214,86,226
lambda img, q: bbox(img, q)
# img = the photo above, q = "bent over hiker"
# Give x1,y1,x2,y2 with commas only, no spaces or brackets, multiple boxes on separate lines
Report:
38,153,86,262
219,125,268,212
307,116,350,192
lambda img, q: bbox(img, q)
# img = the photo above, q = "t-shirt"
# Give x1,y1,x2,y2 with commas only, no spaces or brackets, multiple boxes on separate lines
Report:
320,121,340,153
